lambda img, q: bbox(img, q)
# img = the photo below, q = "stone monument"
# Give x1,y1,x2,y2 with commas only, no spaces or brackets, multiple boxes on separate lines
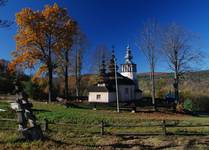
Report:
10,79,43,141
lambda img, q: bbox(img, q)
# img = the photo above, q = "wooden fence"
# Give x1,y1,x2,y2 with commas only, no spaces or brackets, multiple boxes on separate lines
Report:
1,118,209,136
100,120,209,136
100,120,168,135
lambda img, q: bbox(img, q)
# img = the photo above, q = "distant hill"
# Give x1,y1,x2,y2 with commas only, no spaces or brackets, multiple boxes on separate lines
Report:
138,72,172,76
65,70,209,111
137,70,209,111
138,70,209,81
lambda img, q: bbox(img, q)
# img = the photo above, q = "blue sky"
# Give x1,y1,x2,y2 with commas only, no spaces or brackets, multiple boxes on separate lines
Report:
0,0,209,73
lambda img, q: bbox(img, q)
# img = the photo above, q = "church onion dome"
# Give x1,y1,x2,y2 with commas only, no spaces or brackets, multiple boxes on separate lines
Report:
98,55,107,83
108,46,118,78
125,45,133,64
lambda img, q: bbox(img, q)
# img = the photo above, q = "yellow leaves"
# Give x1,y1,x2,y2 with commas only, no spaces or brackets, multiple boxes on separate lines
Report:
44,3,59,18
11,3,78,80
8,60,16,73
16,8,35,27
32,65,47,82
9,49,40,73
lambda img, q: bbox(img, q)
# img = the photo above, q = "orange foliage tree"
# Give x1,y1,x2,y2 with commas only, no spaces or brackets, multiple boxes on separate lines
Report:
9,4,77,102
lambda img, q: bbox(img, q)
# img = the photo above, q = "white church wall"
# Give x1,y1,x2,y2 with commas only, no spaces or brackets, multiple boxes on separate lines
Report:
88,85,140,103
88,92,109,103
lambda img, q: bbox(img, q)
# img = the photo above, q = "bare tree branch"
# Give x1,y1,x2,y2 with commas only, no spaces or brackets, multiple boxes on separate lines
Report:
136,19,161,108
161,23,203,103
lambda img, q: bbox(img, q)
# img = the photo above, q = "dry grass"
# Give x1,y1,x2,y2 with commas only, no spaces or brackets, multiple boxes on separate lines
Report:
1,101,209,149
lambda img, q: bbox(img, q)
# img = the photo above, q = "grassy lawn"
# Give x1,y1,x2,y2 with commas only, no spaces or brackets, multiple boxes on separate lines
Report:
0,101,209,149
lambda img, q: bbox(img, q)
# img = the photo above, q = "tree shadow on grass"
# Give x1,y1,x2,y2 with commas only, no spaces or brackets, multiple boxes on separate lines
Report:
3,135,68,145
61,142,153,149
167,132,208,136
44,137,69,145
136,110,156,113
67,103,90,109
184,139,197,149
32,109,51,112
155,144,178,150
0,141,7,144
96,143,177,150
112,143,152,149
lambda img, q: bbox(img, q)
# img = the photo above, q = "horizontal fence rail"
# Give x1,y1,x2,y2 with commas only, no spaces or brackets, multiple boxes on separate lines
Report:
0,118,16,121
1,118,209,136
0,118,18,130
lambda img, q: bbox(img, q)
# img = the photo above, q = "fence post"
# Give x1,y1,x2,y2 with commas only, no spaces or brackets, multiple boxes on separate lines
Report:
43,119,48,131
93,103,97,110
101,120,104,135
162,120,166,135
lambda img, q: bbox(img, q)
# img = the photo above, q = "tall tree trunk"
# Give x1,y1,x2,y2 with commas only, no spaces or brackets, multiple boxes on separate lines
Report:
173,50,179,111
75,50,79,99
75,50,82,99
173,74,179,112
64,50,69,100
48,54,53,103
75,79,79,98
48,65,53,103
174,74,179,103
174,50,179,102
76,76,81,97
48,36,53,103
151,66,156,110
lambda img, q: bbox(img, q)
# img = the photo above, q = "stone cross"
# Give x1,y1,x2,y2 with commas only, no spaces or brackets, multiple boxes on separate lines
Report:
11,79,43,141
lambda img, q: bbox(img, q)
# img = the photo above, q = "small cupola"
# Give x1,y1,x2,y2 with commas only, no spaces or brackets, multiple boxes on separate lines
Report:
121,45,137,81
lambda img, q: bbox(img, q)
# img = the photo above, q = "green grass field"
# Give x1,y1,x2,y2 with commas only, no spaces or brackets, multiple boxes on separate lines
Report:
0,101,209,149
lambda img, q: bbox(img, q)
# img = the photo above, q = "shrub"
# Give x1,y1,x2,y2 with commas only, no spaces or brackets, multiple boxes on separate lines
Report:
0,77,14,94
192,95,209,112
183,98,193,111
176,102,184,113
23,80,47,100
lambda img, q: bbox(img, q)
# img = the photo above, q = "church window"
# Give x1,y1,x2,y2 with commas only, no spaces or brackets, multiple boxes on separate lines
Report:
98,83,105,87
96,94,101,100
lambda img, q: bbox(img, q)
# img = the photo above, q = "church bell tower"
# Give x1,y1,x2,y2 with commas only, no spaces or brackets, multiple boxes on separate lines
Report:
121,45,137,81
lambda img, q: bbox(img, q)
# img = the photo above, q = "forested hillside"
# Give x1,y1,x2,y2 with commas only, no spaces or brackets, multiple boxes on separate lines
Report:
138,70,209,111
1,59,209,111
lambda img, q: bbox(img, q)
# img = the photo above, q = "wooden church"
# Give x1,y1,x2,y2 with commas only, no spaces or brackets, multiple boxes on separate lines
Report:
88,46,142,103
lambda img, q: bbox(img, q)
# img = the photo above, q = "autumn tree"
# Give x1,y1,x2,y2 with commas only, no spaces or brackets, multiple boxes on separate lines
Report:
9,4,76,102
161,23,202,104
137,20,160,109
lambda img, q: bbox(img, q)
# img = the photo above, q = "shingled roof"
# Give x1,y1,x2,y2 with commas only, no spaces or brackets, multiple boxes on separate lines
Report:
88,85,115,92
88,72,139,92
106,73,135,85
